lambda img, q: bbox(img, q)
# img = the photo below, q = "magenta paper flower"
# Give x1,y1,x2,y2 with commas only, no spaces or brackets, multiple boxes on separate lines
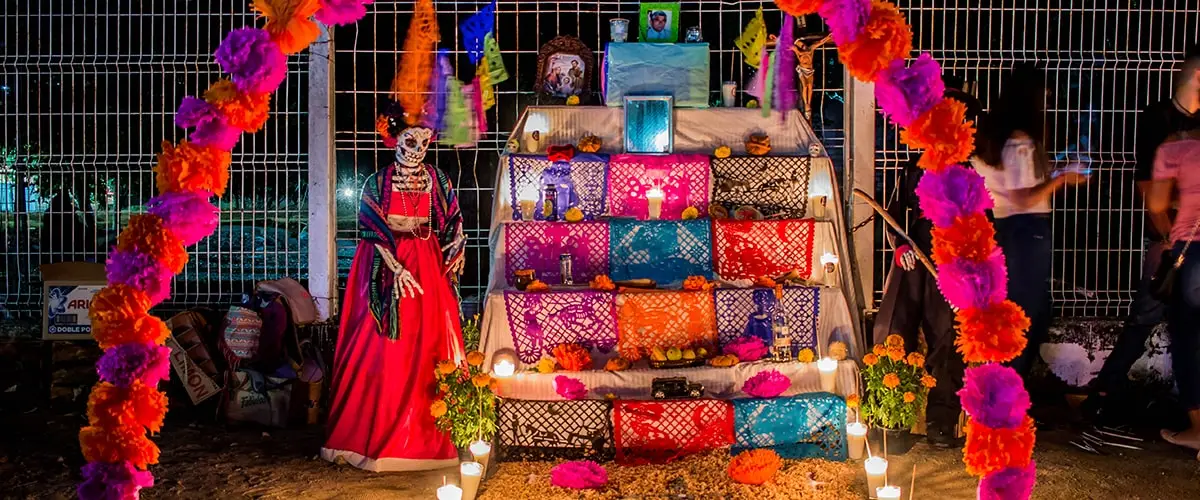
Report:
146,190,220,247
724,336,769,362
554,375,588,400
958,364,1031,429
916,163,994,227
978,461,1037,500
175,97,241,151
96,342,172,388
315,0,375,26
875,53,945,127
78,461,154,500
743,369,791,398
550,460,608,489
214,28,288,94
819,0,870,45
105,250,175,305
937,249,1008,311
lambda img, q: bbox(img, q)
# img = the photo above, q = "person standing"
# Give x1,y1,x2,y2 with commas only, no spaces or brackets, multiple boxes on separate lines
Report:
1086,46,1200,422
971,63,1089,377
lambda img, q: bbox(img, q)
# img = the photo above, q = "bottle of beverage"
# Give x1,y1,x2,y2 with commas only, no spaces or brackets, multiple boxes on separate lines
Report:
771,311,792,362
543,184,558,221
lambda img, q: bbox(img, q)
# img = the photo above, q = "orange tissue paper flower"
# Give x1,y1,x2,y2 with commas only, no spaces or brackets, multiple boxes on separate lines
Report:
863,353,879,366
883,373,900,389
465,351,486,367
87,380,169,433
774,0,824,17
839,2,914,81
91,315,170,350
903,391,917,403
589,275,616,291
728,449,783,485
253,0,321,55
553,343,594,372
900,98,976,171
955,300,1031,364
931,214,997,265
963,416,1036,477
89,285,152,331
79,425,161,470
154,139,232,197
117,214,188,274
204,80,271,133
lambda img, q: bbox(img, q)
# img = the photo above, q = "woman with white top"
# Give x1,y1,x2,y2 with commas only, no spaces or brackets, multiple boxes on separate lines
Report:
971,64,1089,377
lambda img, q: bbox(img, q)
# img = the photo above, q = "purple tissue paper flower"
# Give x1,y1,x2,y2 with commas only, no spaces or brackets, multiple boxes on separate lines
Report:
743,369,791,398
554,375,588,400
78,461,154,500
819,0,870,45
97,342,172,388
146,191,220,247
175,97,241,151
215,28,288,94
550,460,608,489
958,364,1031,429
978,461,1037,500
916,163,994,227
106,250,175,305
936,249,1008,310
875,53,945,127
316,0,375,26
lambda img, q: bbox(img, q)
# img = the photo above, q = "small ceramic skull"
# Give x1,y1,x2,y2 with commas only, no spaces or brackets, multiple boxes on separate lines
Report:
395,127,433,167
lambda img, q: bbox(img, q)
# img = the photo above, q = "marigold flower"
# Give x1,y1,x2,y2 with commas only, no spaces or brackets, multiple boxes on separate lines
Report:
922,374,937,388
885,334,905,348
873,344,887,357
589,274,616,291
796,348,815,363
430,400,447,418
863,353,879,366
436,360,457,375
883,373,901,389
727,449,783,485
907,352,925,367
904,391,917,403
887,347,905,362
846,394,860,409
439,383,449,393
471,374,491,388
536,357,557,374
465,351,485,367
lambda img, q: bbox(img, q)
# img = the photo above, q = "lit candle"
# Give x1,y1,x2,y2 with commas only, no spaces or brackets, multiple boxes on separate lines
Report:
469,440,492,473
646,187,664,220
812,195,828,219
847,422,867,460
493,359,515,378
437,484,463,500
817,357,837,394
518,193,537,222
864,456,888,499
460,462,483,500
876,485,901,500
820,253,839,287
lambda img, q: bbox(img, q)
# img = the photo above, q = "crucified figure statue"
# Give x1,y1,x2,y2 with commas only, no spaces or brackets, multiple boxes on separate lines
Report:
791,33,833,119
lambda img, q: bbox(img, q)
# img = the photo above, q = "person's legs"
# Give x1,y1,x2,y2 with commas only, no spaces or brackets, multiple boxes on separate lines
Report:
872,261,925,352
1162,244,1200,448
996,215,1054,377
921,273,964,447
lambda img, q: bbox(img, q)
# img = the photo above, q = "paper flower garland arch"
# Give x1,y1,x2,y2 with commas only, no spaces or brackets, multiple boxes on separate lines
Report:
799,1,1038,498
79,1,374,499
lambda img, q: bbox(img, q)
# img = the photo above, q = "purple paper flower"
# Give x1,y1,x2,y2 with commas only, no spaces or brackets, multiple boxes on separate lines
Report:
146,191,220,246
97,342,172,388
916,164,994,227
315,0,375,26
875,54,945,127
106,250,175,304
550,460,608,489
743,369,791,398
78,461,154,500
724,336,769,362
978,461,1037,500
819,0,870,45
554,375,588,400
958,364,1031,429
214,28,288,94
936,249,1007,310
175,97,241,151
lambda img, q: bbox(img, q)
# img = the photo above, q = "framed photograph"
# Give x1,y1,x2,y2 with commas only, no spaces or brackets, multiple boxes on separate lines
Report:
535,36,594,100
638,2,680,43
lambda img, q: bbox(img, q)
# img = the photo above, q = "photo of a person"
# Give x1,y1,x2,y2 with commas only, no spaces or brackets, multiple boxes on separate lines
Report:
542,54,586,97
638,2,679,43
646,11,670,41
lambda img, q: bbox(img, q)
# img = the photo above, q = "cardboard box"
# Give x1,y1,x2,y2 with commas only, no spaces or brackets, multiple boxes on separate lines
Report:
40,262,107,341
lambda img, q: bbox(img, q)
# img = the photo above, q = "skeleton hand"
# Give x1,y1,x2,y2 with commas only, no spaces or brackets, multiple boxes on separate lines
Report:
895,244,917,272
375,244,424,298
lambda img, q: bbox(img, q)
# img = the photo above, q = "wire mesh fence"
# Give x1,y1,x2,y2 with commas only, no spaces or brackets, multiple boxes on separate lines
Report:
0,2,310,321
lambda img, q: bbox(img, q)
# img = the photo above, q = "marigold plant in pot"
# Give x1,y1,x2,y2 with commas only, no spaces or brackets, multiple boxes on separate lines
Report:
430,351,499,450
860,334,936,455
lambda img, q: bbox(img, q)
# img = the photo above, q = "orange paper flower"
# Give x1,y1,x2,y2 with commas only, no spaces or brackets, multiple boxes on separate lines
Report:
774,0,824,17
204,80,271,133
903,391,917,403
526,280,551,292
931,214,997,265
430,399,447,418
91,315,171,350
252,0,321,55
552,343,594,372
863,353,879,366
87,380,169,433
117,214,188,274
906,352,925,367
846,394,860,409
963,416,1037,477
839,2,914,81
922,374,937,388
901,98,976,171
956,300,1031,364
883,373,901,389
683,275,713,291
465,351,486,367
436,360,457,375
154,139,233,197
589,274,616,291
89,285,152,332
728,449,783,485
79,425,161,470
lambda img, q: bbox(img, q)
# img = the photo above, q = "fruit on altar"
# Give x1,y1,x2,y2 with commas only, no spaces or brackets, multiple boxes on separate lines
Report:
566,95,580,106
650,347,668,362
829,341,848,361
709,354,740,367
564,207,584,222
615,278,656,289
605,357,631,372
578,134,602,153
714,145,732,159
666,347,683,361
682,348,696,360
745,134,771,156
683,275,713,291
696,346,709,358
681,206,700,220
746,99,760,109
796,348,815,363
526,280,551,292
536,357,556,374
708,203,730,219
589,274,616,291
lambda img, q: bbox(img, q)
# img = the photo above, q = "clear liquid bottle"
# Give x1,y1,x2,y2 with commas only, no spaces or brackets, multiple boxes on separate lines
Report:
771,312,792,362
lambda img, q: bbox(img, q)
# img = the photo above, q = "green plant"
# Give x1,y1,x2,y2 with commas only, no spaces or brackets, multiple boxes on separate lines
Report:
429,352,497,449
860,334,936,430
461,313,481,351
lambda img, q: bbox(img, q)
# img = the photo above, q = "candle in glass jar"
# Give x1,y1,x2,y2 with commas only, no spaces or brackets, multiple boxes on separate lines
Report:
846,422,867,460
820,253,839,286
469,440,492,473
437,484,463,500
817,357,838,393
864,456,888,499
876,485,901,500
812,195,828,218
646,187,664,220
493,359,515,378
518,194,537,222
460,462,483,500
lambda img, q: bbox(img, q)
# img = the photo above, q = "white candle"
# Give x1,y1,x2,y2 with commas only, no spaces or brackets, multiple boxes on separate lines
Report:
518,199,537,222
864,456,888,499
493,359,515,378
817,357,838,394
847,422,867,460
460,462,483,500
646,187,664,220
437,484,463,500
812,195,827,219
876,485,901,500
469,440,492,473
820,253,839,287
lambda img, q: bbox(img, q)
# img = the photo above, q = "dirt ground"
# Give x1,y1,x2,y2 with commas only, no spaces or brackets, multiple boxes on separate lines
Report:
3,405,1200,500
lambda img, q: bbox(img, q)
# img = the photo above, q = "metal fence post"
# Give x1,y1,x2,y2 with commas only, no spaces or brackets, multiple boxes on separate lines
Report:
308,25,337,321
844,73,876,321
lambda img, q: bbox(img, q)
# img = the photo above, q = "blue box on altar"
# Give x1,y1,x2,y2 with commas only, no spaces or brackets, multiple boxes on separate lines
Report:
603,43,710,108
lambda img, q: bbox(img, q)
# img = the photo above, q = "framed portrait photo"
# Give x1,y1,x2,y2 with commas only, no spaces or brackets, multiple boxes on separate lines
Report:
638,2,680,43
535,36,594,100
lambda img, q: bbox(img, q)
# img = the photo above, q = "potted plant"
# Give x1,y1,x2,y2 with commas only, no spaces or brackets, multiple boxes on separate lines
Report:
430,351,499,460
859,335,937,455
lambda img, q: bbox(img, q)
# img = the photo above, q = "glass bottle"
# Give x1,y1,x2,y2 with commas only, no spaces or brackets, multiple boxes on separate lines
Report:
771,311,793,362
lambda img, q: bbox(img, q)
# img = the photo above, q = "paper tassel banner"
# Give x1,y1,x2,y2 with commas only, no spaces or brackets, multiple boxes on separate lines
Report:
461,1,496,65
734,8,768,68
440,78,472,147
484,33,509,85
392,0,439,125
773,14,798,113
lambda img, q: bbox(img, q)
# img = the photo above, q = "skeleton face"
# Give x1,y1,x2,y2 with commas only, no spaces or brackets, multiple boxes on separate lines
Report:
395,127,433,167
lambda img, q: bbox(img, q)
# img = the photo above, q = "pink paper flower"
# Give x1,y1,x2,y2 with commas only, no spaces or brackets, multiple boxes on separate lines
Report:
724,336,769,362
743,369,791,398
550,460,608,489
78,461,154,500
978,461,1037,500
958,364,1031,429
214,28,288,94
146,191,220,247
315,0,375,26
875,53,945,127
937,250,1008,311
554,375,588,400
916,164,994,227
175,97,241,151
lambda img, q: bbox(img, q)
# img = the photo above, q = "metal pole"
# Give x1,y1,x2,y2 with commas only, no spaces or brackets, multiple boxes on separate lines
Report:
308,24,337,321
844,72,877,328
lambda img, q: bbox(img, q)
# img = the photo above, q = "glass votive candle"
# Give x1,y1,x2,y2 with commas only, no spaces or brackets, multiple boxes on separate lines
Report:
610,18,629,42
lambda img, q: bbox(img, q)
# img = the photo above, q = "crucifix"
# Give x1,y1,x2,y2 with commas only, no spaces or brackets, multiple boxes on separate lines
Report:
765,31,833,120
